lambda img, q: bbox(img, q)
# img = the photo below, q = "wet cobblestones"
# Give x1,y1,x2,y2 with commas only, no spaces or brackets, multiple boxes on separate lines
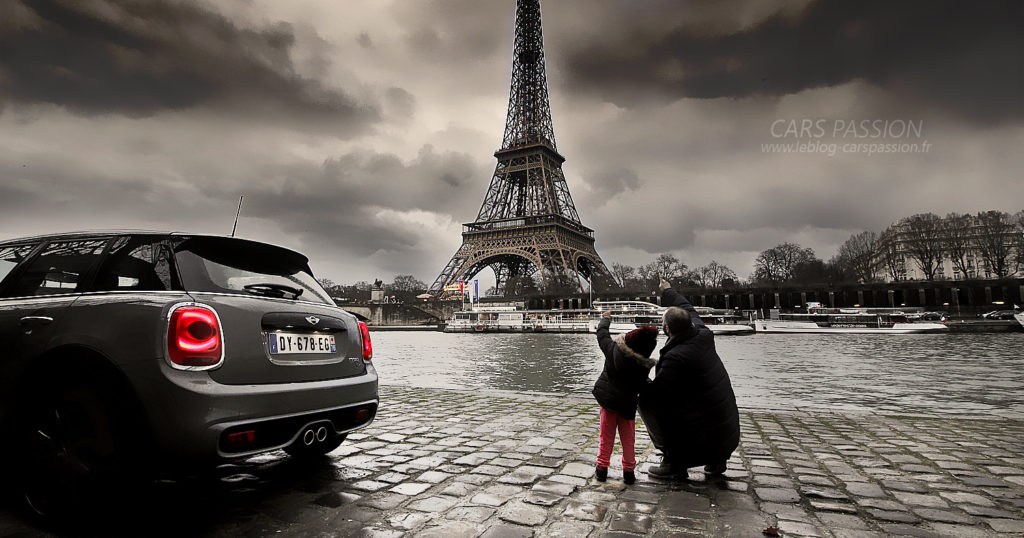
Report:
2,385,1023,537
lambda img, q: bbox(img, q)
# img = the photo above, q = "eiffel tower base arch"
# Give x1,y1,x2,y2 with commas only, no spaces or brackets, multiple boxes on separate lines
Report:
433,218,610,296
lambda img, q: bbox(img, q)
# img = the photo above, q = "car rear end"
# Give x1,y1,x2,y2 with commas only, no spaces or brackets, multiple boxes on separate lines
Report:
133,235,378,462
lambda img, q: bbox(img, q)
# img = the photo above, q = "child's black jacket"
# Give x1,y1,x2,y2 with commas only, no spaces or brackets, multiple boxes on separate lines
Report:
591,318,656,420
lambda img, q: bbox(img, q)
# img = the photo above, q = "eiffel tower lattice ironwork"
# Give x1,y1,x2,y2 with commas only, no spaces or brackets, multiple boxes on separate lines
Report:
430,0,610,296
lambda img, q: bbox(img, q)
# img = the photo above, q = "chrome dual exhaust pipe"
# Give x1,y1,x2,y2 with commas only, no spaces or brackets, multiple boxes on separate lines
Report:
302,424,331,446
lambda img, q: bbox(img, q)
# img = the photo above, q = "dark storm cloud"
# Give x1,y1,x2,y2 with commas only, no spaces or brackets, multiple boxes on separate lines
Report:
580,167,643,201
0,0,377,129
562,0,1024,123
384,87,416,120
356,32,373,49
213,146,484,257
0,140,483,276
394,0,512,64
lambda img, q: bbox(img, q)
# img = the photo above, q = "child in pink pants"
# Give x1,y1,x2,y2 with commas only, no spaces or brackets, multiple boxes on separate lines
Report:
591,314,658,484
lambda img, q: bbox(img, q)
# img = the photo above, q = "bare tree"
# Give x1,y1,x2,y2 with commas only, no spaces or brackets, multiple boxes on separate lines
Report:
638,253,686,290
653,253,687,280
752,243,817,284
588,271,618,293
504,275,540,296
388,275,427,302
973,210,1016,278
539,273,577,295
901,213,944,280
1015,210,1024,275
329,281,372,301
833,231,878,283
637,262,659,290
943,213,973,277
609,262,637,289
390,274,427,292
692,261,738,288
792,258,829,284
877,228,904,281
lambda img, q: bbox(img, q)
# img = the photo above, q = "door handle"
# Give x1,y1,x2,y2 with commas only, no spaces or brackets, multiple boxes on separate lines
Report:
19,316,54,326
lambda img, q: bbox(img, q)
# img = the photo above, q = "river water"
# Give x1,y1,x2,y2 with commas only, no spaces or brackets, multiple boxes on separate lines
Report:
371,331,1024,419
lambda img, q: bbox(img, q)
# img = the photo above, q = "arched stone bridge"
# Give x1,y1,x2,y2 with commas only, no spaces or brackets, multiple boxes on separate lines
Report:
337,301,463,325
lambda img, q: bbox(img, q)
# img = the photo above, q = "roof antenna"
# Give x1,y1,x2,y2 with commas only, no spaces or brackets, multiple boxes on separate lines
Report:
231,195,244,237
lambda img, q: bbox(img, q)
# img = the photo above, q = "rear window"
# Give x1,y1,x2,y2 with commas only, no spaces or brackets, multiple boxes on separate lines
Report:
173,236,333,306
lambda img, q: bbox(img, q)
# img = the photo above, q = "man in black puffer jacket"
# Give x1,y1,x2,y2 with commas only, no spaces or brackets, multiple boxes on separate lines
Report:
639,276,740,479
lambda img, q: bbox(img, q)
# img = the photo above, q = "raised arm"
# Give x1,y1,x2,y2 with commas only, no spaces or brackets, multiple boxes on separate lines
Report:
659,275,705,329
595,312,616,358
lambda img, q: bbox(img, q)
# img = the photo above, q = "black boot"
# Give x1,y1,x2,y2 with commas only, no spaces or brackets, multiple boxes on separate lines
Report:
623,471,636,485
703,461,727,475
647,461,685,480
595,466,608,482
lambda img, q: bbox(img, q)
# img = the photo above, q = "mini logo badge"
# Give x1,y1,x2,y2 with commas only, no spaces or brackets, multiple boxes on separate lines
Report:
305,316,320,325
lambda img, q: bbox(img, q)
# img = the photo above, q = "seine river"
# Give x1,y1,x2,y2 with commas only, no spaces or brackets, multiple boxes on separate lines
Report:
371,331,1024,419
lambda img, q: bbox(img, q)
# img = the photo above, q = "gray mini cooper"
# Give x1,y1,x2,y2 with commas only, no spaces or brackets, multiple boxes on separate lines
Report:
0,231,378,517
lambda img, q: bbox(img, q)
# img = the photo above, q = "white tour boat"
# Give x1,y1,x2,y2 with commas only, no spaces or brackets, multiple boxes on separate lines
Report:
696,307,756,335
445,305,590,333
588,300,754,335
754,308,948,334
446,300,757,335
588,300,663,334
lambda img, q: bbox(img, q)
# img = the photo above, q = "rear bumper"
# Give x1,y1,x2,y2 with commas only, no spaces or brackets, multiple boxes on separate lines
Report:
124,360,378,463
217,399,377,457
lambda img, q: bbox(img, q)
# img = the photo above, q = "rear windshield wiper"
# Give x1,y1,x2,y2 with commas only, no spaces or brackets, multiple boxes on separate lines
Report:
243,283,304,300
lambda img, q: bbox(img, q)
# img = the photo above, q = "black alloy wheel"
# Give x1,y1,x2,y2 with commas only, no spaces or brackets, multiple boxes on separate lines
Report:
14,377,142,521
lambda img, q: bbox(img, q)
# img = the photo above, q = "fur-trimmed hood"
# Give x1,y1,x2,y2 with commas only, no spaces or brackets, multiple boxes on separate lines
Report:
614,335,657,369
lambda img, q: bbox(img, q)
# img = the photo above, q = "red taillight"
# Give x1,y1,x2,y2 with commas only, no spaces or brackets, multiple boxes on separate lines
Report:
358,321,372,361
227,430,255,445
168,305,222,368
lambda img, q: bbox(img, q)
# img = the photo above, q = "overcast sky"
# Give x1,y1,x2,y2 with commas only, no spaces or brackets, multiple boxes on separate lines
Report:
1,0,1022,287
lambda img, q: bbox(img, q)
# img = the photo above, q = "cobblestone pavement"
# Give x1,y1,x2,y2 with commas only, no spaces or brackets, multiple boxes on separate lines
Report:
2,385,1023,537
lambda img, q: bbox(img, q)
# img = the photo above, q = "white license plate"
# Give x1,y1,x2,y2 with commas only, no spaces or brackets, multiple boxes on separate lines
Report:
269,333,336,354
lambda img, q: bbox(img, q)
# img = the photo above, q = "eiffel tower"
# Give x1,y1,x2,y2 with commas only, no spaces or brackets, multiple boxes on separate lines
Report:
430,0,610,296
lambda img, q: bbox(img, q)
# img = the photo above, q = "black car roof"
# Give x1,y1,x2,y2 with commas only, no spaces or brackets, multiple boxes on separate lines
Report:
0,231,306,261
0,230,171,243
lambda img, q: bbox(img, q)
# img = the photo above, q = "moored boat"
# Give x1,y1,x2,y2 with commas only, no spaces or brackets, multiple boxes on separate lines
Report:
754,308,948,334
445,300,757,335
588,300,754,335
588,300,662,334
445,305,590,333
695,307,756,335
1015,311,1024,329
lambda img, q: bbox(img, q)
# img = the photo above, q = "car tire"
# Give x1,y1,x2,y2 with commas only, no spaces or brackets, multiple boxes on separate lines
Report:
284,433,347,459
11,374,146,521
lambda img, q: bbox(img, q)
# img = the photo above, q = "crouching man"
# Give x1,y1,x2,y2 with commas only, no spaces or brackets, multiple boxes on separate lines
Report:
639,275,740,479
